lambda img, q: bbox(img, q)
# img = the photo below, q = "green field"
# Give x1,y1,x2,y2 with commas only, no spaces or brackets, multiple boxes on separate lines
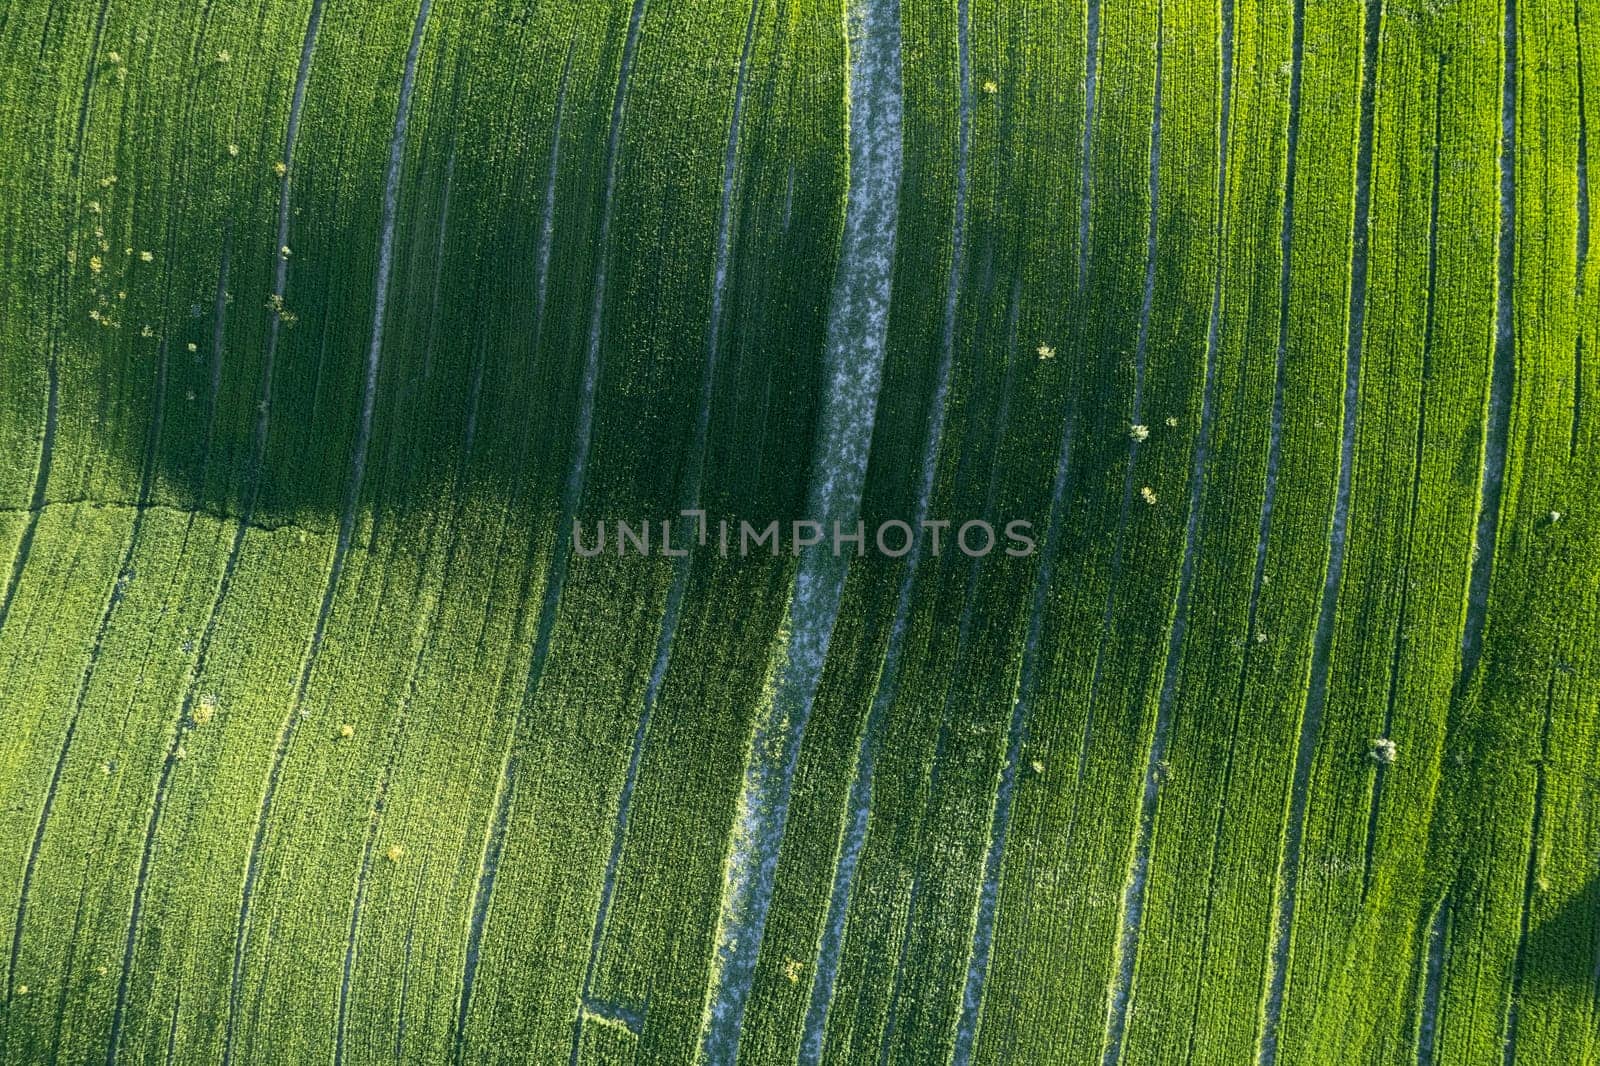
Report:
0,0,1595,1062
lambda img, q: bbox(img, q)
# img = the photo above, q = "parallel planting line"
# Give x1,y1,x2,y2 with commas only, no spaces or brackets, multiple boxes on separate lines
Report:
879,281,1021,1066
393,859,428,1059
1415,896,1450,1065
953,366,1078,1066
109,0,329,1057
695,0,902,1056
464,32,573,514
447,71,609,1066
1079,0,1103,280
69,0,113,177
953,0,1108,1046
0,360,55,641
223,4,432,1061
0,0,112,635
375,59,467,533
5,326,168,999
1362,63,1446,900
1076,1,1164,787
454,2,648,1054
46,508,205,1062
251,0,330,497
1258,0,1384,1060
1182,2,1306,1051
1460,0,1518,685
162,993,180,1066
1501,677,1555,1065
570,4,759,1058
0,0,101,630
1572,1,1588,456
1099,3,1183,1057
783,165,796,232
201,230,233,483
533,39,576,355
1251,0,1307,664
799,0,970,1054
334,330,488,1066
9,11,238,979
419,142,455,381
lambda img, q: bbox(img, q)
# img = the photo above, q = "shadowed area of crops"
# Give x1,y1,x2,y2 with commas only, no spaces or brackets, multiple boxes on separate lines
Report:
1,0,1597,1064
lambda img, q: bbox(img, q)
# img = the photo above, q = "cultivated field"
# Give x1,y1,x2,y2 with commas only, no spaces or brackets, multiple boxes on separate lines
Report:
0,0,1595,1063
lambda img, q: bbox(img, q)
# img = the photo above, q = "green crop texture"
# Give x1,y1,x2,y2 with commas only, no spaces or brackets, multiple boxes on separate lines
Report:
0,0,1594,1062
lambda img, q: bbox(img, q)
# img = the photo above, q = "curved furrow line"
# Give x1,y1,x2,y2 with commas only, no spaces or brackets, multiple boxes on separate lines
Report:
473,31,574,518
105,0,330,1055
52,511,204,1057
1078,0,1103,281
1248,0,1307,681
1360,61,1445,900
0,359,56,641
1572,1,1588,456
0,0,101,639
569,4,759,1060
877,279,1021,1066
533,38,576,361
424,145,454,357
1459,0,1518,685
161,992,179,1066
5,321,168,999
1075,0,1164,787
1415,895,1451,1065
68,0,113,178
453,741,516,1062
695,1,903,1057
942,280,1026,1064
450,44,577,674
371,53,469,544
0,358,54,993
1257,0,1384,1060
246,0,329,508
1179,3,1306,1055
953,7,1110,1044
952,383,1078,1066
1500,675,1556,1065
221,4,433,1061
452,2,648,1055
43,519,206,1060
798,1,970,1056
391,858,427,1061
334,329,486,1066
156,0,238,491
200,230,233,485
7,9,237,982
306,138,356,455
418,116,458,383
326,619,414,1066
1094,1,1175,1056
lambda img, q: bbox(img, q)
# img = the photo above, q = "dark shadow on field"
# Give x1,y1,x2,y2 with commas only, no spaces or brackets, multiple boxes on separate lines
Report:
44,17,846,550
1523,874,1600,991
43,9,1181,583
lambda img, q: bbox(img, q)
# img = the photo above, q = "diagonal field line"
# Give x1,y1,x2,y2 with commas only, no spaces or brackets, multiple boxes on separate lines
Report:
799,0,970,1055
220,3,433,1061
695,0,903,1058
108,1,328,1058
953,0,1107,1050
1257,0,1386,1058
452,2,649,1056
569,3,760,1060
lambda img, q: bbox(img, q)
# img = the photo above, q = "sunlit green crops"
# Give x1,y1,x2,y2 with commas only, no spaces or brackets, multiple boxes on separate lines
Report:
1,0,1596,1063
